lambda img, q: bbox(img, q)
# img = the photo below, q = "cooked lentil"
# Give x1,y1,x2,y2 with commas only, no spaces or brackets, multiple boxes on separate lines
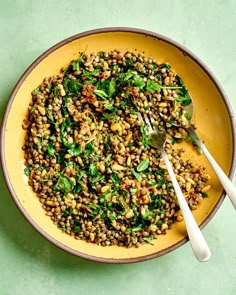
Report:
22,49,210,247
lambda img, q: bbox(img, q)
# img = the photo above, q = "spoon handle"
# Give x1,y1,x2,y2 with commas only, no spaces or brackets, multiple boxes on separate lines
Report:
189,128,236,209
161,148,211,262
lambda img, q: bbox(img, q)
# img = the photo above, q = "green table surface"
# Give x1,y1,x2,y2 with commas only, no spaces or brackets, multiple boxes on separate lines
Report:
0,1,236,294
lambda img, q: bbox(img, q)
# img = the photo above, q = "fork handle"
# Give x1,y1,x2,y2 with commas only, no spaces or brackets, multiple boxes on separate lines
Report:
189,128,236,209
161,148,211,262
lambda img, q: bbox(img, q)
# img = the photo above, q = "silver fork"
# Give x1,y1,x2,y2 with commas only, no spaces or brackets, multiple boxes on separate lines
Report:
137,111,211,262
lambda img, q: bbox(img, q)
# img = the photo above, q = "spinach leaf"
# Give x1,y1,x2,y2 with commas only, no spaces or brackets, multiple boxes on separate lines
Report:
54,175,74,193
89,163,98,176
108,80,116,97
143,236,154,245
53,86,60,98
110,173,121,184
24,166,30,176
94,89,108,100
33,88,40,95
132,170,142,181
134,78,144,88
74,225,81,233
82,68,100,79
140,125,150,148
160,63,171,70
68,147,82,157
109,212,117,220
137,159,150,172
91,174,105,183
126,225,143,232
146,81,162,92
101,113,116,121
100,191,112,203
47,142,56,156
71,60,80,71
68,79,82,94
84,143,95,158
104,101,115,110
200,192,208,198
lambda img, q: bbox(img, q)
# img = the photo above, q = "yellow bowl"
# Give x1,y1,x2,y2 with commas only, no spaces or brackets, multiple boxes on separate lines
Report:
1,28,235,263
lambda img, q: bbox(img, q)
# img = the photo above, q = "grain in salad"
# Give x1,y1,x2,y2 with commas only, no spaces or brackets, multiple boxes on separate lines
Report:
22,49,210,247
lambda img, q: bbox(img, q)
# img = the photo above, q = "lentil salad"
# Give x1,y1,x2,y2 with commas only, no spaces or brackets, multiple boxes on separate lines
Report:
22,49,211,248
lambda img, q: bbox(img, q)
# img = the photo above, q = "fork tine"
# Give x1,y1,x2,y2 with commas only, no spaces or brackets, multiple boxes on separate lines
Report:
144,114,153,131
137,112,143,122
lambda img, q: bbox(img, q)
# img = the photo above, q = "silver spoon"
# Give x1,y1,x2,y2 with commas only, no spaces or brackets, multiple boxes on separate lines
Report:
137,112,211,262
174,100,236,209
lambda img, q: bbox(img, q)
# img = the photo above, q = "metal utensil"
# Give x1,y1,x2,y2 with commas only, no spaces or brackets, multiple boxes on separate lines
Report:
177,100,236,209
137,112,211,262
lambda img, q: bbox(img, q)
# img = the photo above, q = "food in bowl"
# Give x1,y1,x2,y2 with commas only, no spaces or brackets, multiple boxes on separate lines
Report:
22,49,211,248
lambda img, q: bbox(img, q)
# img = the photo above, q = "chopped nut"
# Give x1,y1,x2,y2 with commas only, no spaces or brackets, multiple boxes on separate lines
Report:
186,182,192,192
101,185,110,193
45,200,55,207
125,209,134,219
89,233,95,242
202,185,211,193
37,105,46,115
161,223,168,231
127,156,131,167
112,164,126,171
110,123,122,132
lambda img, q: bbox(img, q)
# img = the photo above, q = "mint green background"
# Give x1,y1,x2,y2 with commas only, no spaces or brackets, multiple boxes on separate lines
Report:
0,1,236,294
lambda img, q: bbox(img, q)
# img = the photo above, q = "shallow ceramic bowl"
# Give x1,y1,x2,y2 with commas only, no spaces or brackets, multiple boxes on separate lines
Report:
1,28,235,263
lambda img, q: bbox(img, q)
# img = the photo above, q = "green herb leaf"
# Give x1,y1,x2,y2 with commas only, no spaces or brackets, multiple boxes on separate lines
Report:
37,165,44,172
147,180,157,186
160,63,171,70
68,79,83,94
146,81,162,92
72,60,80,71
54,86,60,98
47,142,56,156
137,159,150,172
100,191,112,203
84,143,95,158
82,68,100,78
110,173,121,185
106,154,112,162
132,170,142,181
200,192,208,198
104,101,114,110
68,147,82,157
74,225,81,233
58,226,66,232
126,225,143,232
94,89,108,100
109,212,117,220
101,113,116,121
89,163,98,176
130,188,137,195
92,155,101,162
143,236,154,245
185,112,192,121
46,109,54,122
140,125,150,148
91,174,105,183
33,88,40,95
54,175,74,193
134,78,144,88
24,166,30,176
108,80,116,97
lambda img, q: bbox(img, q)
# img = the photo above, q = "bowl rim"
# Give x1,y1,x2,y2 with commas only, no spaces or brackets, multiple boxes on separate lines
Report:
1,27,236,264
